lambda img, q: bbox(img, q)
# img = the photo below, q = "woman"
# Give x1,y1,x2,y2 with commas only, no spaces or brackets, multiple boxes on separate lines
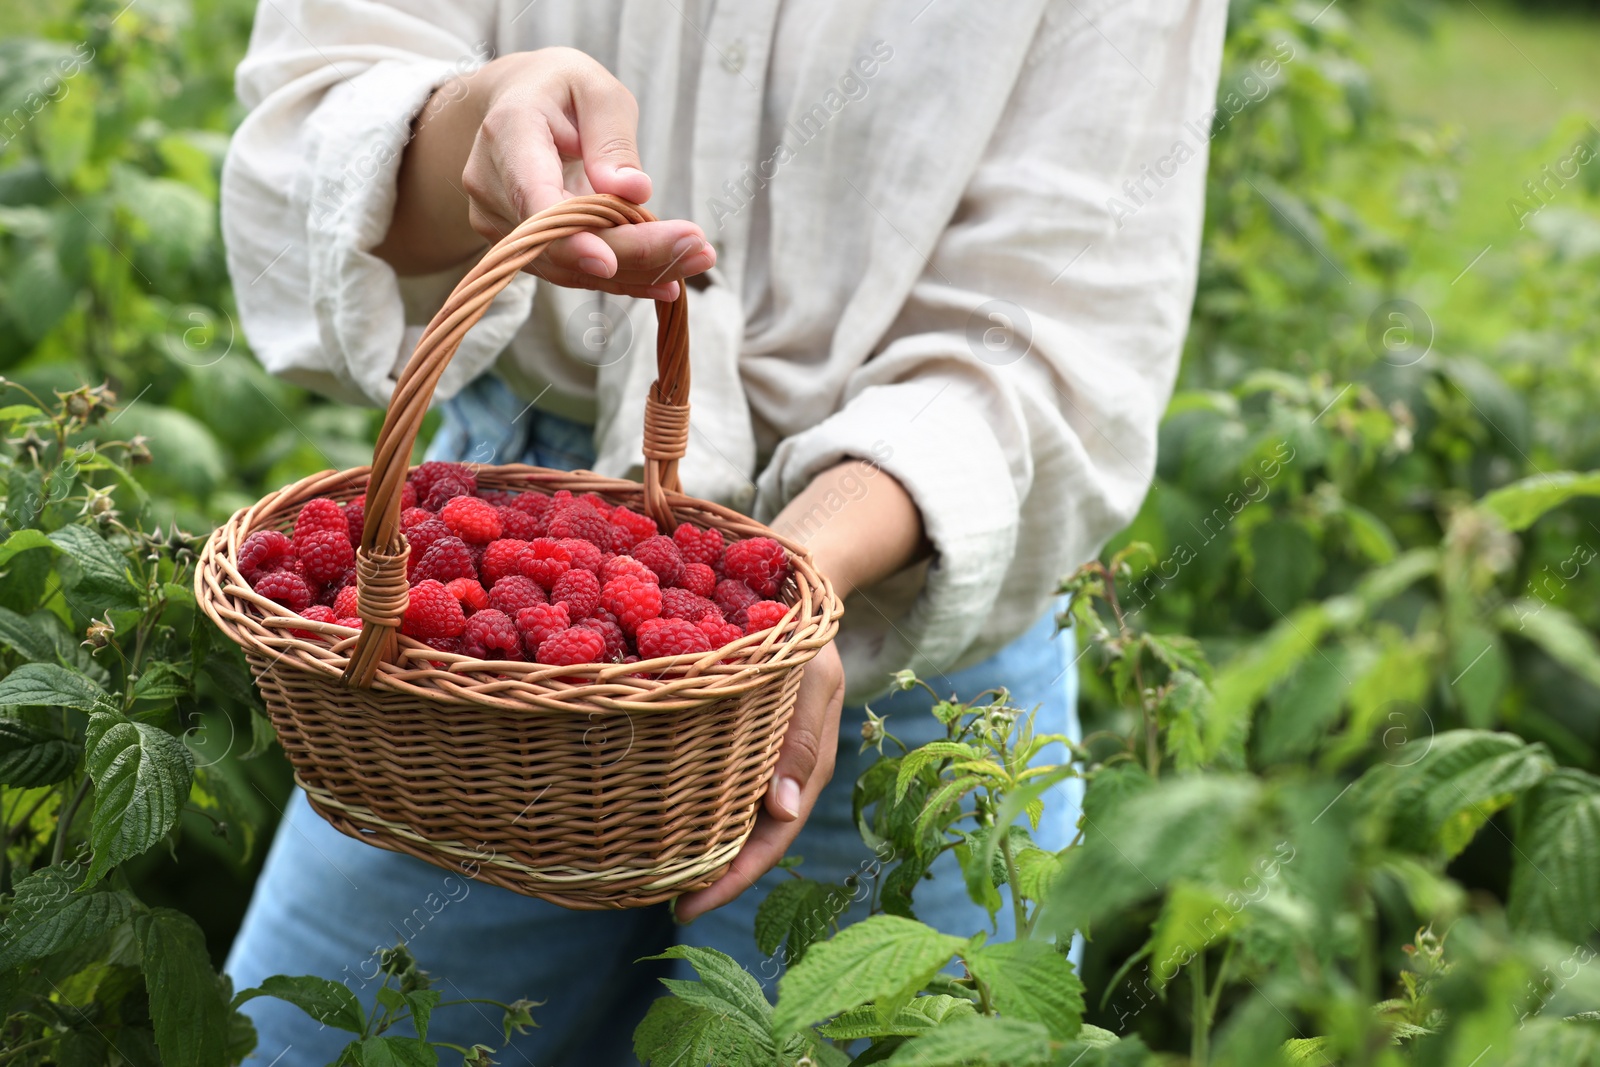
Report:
221,0,1225,1061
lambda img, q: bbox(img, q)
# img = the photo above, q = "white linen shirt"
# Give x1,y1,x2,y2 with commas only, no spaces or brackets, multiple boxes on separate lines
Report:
222,0,1228,701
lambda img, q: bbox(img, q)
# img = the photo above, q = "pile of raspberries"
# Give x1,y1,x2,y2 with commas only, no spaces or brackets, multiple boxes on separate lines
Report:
238,461,793,667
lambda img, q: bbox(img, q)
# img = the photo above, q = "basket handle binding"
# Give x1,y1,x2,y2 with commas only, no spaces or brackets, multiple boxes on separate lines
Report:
342,194,690,688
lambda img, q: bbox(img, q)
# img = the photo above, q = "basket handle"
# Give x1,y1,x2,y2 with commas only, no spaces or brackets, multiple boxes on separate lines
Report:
342,193,691,688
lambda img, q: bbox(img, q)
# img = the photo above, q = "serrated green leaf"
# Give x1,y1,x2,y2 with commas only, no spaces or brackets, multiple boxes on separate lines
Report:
883,1014,1053,1066
1283,1037,1331,1064
49,524,138,608
1082,763,1154,826
880,854,928,920
913,775,981,843
0,715,79,785
234,974,366,1033
83,710,195,885
136,908,236,1067
0,662,113,712
0,863,136,969
240,707,277,760
756,878,817,957
817,995,976,1039
0,604,59,661
965,940,1083,1040
131,662,191,704
1508,769,1600,944
349,1036,437,1067
1146,881,1235,992
642,945,774,1051
896,742,980,802
773,916,966,1038
403,989,440,1042
1479,470,1600,531
1013,848,1063,902
633,995,769,1067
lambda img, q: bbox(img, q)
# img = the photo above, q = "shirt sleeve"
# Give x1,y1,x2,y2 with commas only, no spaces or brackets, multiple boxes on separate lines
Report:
756,0,1229,699
221,0,532,408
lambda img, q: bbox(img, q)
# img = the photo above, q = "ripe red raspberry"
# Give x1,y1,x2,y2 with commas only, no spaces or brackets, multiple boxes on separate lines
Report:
745,600,789,633
698,613,745,648
345,496,366,543
546,500,609,545
517,538,572,589
403,519,454,580
632,535,684,587
675,562,718,598
412,536,477,585
489,575,546,615
480,539,529,586
600,574,662,635
496,505,540,541
609,507,657,551
401,482,418,509
402,579,467,639
463,609,522,660
636,618,713,659
445,578,489,615
721,537,788,598
337,617,364,630
423,634,463,655
551,568,601,618
332,584,360,619
579,492,614,517
600,554,657,586
290,604,338,642
253,569,313,612
577,616,628,660
410,461,477,509
516,602,571,655
315,567,354,607
401,506,435,530
477,489,513,505
673,523,725,568
506,492,552,533
558,538,603,575
297,530,355,585
661,587,717,623
238,530,293,580
293,498,347,547
536,626,605,667
440,496,503,544
713,579,761,628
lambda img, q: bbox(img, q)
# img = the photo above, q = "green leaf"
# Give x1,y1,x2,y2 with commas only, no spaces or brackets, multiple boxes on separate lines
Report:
1207,602,1332,757
136,908,236,1067
1342,504,1398,563
1508,769,1600,944
0,863,136,969
1500,601,1600,691
0,662,113,712
234,974,367,1034
0,604,59,661
349,1037,437,1067
0,715,79,786
1160,669,1217,771
1012,848,1063,902
50,524,139,608
880,854,929,920
964,940,1083,1040
817,995,976,1039
1146,881,1236,992
641,945,774,1052
773,916,967,1038
882,1015,1053,1066
1249,518,1322,611
240,708,277,760
83,710,195,885
1479,470,1600,531
896,742,980,802
633,995,770,1067
131,662,191,704
1283,1037,1331,1064
0,528,57,566
1081,762,1154,826
35,74,95,182
403,989,441,1042
913,775,981,843
753,878,844,965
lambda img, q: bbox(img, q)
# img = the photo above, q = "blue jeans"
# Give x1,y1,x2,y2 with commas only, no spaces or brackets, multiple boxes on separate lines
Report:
225,377,1083,1066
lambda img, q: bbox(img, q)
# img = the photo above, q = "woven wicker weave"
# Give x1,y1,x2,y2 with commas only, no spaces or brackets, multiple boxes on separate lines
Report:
196,195,841,909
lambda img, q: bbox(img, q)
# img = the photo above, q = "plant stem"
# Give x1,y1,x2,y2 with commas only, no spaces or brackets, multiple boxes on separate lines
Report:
998,818,1029,939
52,777,93,866
0,1035,54,1064
1191,949,1209,1067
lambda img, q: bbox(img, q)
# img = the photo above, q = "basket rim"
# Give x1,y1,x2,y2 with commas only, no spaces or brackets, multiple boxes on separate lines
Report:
196,462,842,714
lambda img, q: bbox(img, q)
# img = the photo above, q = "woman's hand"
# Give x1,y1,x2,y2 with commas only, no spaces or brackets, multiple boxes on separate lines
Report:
673,460,928,923
375,47,714,300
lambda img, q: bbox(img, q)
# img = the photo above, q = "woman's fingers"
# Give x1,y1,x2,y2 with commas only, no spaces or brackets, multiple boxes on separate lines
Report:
541,221,714,289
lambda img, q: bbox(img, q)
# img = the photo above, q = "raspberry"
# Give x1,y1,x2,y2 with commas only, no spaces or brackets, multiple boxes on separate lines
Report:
721,537,789,598
401,482,418,510
253,569,313,612
637,618,713,659
412,536,477,585
673,523,725,568
536,626,605,666
558,538,603,575
517,538,572,589
293,498,347,547
403,519,454,580
489,575,546,615
402,579,467,639
713,579,761,628
238,530,293,580
477,489,513,505
468,542,487,572
698,613,745,648
506,492,552,534
632,535,684,587
481,539,530,586
578,492,614,517
661,587,717,623
609,507,657,551
445,578,489,615
516,603,571,655
551,568,601,618
496,505,540,541
332,584,360,620
345,496,366,544
337,617,363,630
290,604,338,641
423,634,463,655
601,554,658,586
745,600,789,633
463,609,522,660
577,616,628,661
440,496,503,544
298,530,355,585
546,500,609,545
676,562,717,598
401,507,435,530
600,574,662,635
410,461,477,509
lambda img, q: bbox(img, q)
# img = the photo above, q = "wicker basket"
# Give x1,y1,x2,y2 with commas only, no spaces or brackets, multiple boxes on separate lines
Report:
196,194,841,909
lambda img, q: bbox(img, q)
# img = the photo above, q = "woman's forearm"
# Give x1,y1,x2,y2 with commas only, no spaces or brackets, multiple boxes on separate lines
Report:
770,460,928,599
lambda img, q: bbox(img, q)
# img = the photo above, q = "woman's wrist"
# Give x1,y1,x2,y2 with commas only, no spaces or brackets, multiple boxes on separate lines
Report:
770,460,928,600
